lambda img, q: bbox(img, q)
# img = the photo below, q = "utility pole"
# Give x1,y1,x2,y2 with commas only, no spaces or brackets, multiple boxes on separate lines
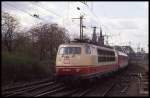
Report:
82,25,86,39
137,43,141,53
72,15,85,40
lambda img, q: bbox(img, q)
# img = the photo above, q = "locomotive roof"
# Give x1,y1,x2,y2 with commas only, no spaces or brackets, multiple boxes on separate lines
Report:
118,51,128,57
60,42,114,51
63,39,114,49
59,43,128,56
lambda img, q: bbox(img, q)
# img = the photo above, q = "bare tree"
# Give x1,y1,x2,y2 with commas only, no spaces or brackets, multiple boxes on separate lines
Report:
13,31,32,52
29,23,70,61
2,12,19,52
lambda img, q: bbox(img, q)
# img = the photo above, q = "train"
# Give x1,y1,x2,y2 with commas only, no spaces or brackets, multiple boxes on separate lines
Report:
55,40,128,80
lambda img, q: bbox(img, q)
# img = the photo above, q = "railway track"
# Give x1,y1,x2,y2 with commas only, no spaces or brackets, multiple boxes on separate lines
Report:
82,68,132,96
2,65,147,97
2,78,50,92
2,78,117,97
138,72,149,96
102,82,116,96
2,79,79,97
2,79,63,97
50,88,80,96
2,74,124,97
35,80,95,97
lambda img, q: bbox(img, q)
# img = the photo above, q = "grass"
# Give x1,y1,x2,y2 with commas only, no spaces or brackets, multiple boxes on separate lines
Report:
2,51,35,65
2,51,55,86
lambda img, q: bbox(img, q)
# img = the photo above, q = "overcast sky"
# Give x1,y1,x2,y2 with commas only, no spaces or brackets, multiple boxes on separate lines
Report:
2,1,149,53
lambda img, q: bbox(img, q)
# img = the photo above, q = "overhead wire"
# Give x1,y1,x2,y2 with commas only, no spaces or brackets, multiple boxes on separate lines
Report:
4,2,109,36
4,2,44,22
85,3,109,31
5,2,70,28
4,2,136,49
78,2,111,38
84,2,123,46
32,2,82,36
5,2,111,37
30,2,62,18
79,2,110,44
31,2,83,30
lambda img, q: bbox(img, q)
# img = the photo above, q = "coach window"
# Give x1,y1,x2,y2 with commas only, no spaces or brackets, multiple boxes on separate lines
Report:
85,46,91,54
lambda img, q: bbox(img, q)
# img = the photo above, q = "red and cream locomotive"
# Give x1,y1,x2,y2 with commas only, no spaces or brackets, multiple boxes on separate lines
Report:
55,41,128,80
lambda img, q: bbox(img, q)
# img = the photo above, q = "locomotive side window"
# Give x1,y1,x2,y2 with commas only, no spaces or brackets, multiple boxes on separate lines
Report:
58,47,81,54
97,48,115,63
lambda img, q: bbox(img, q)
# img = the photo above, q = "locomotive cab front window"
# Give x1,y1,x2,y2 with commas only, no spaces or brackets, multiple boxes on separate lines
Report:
58,47,81,55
